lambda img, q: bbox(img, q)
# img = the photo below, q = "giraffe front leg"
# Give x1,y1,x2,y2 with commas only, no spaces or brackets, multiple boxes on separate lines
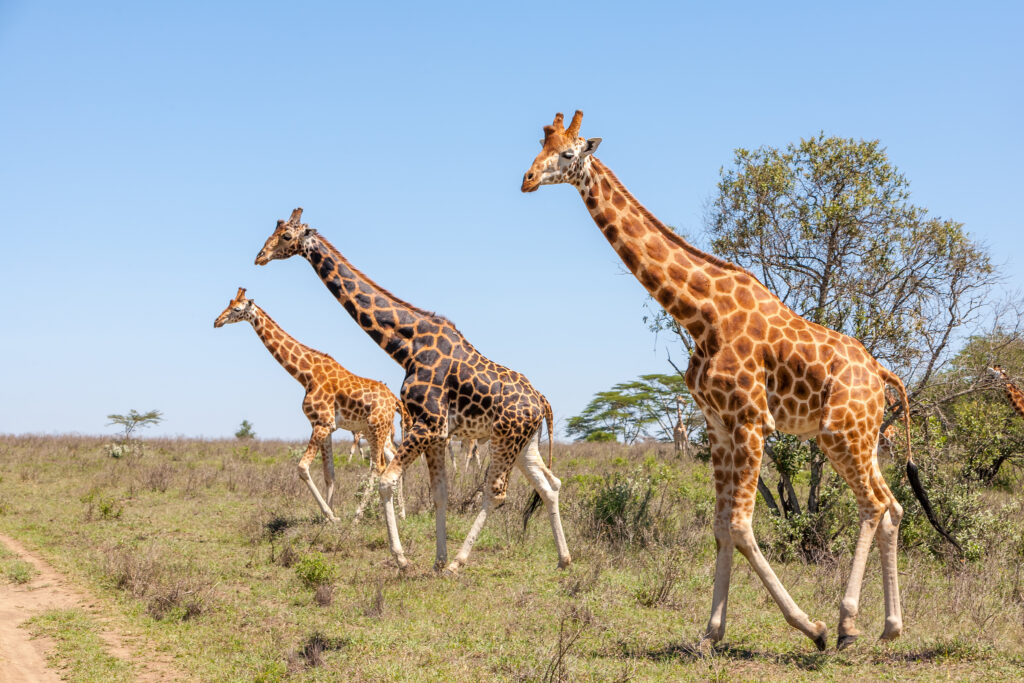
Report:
298,425,338,522
423,443,449,571
321,434,336,509
446,436,518,575
377,428,430,571
383,441,406,520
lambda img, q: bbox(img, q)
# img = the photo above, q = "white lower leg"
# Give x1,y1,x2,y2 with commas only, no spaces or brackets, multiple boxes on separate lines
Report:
876,506,904,640
322,442,336,508
517,438,571,568
299,464,337,521
383,444,406,519
838,512,881,642
449,496,492,571
732,524,826,645
378,478,408,568
433,473,448,569
705,521,733,642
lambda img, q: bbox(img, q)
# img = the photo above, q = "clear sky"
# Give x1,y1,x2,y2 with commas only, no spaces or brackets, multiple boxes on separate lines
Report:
1,1,1021,439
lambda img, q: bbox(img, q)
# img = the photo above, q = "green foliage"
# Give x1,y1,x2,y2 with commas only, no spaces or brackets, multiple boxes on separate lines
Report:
106,409,163,441
294,552,337,590
567,373,696,443
581,470,656,546
235,419,256,440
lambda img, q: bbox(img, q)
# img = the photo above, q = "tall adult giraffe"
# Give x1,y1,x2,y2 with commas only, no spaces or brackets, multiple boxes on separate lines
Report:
522,111,959,650
255,209,570,574
214,287,406,521
989,366,1024,420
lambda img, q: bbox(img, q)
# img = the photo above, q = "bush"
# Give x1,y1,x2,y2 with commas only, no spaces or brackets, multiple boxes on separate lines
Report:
583,470,655,546
294,553,337,590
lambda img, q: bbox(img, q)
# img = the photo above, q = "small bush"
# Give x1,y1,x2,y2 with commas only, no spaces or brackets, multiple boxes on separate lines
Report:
104,545,212,621
81,490,123,521
294,553,337,590
583,470,655,546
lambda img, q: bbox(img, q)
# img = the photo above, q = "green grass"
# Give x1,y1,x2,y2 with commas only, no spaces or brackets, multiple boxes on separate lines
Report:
0,435,1022,681
0,544,36,584
24,608,135,683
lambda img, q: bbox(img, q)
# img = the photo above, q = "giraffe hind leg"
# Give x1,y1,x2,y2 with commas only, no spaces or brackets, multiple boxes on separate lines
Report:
515,431,570,569
298,424,338,522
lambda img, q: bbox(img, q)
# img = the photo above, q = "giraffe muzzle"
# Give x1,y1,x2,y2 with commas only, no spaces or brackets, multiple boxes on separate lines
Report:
521,172,540,193
254,250,269,266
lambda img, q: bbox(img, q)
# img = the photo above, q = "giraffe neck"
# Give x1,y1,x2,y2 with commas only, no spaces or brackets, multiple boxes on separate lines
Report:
1006,382,1024,419
301,233,437,368
248,305,313,385
575,158,746,349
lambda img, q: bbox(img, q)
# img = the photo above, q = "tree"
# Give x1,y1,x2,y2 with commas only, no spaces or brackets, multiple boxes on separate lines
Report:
648,134,1010,553
106,409,163,442
235,419,256,440
567,373,700,444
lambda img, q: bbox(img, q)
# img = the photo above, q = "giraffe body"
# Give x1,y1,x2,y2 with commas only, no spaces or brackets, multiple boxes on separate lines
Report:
523,111,957,650
214,288,406,521
255,211,569,573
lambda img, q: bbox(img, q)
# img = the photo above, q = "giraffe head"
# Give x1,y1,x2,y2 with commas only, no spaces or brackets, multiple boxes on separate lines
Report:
213,287,255,328
255,208,315,265
521,110,601,192
989,365,1008,381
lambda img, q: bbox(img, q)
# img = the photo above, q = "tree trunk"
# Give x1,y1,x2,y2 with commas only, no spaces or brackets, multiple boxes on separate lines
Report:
757,475,781,516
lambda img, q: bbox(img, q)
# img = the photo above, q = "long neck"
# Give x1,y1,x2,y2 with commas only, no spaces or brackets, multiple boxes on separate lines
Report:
248,305,312,385
1006,382,1024,419
302,233,436,368
576,158,742,346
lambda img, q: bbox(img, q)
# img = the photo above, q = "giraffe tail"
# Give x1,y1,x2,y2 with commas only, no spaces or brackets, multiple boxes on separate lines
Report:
522,395,555,530
881,367,962,554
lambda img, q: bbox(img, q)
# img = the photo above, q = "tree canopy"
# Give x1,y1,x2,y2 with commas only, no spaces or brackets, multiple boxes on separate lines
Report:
567,373,700,444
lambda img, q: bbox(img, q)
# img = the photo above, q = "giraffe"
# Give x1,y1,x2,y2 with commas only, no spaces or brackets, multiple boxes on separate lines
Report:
989,366,1024,420
522,111,959,650
254,209,570,574
214,287,406,521
673,394,690,456
348,431,366,463
449,438,483,471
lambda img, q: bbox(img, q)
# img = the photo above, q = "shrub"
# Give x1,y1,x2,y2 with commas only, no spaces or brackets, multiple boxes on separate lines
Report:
583,470,655,546
294,553,337,590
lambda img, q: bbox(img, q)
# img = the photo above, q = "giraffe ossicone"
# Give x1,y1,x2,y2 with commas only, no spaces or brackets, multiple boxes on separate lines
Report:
255,210,570,574
214,286,406,522
523,110,961,651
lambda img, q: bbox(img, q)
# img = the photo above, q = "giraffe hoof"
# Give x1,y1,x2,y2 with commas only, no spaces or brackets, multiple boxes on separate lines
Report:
810,621,828,652
880,618,902,641
557,558,571,570
836,634,858,651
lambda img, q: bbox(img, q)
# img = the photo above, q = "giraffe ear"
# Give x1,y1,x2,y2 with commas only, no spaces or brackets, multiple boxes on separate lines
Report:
581,137,602,158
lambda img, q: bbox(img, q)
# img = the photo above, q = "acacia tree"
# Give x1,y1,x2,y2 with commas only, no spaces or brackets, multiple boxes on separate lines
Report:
567,373,700,444
650,134,1005,534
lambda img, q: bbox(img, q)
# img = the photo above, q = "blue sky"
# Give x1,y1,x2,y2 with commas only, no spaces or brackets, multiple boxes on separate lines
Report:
1,1,1021,439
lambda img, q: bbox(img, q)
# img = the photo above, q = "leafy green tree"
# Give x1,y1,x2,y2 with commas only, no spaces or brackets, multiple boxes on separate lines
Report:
235,419,256,440
648,134,1010,555
567,373,699,444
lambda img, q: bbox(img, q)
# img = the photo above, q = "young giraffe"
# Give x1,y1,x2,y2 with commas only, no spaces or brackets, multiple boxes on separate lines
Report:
673,395,690,456
989,366,1024,420
348,431,364,463
214,287,406,521
522,111,958,650
255,209,570,574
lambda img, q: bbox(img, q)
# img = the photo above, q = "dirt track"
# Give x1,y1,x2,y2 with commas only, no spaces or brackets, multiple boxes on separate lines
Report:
0,533,183,682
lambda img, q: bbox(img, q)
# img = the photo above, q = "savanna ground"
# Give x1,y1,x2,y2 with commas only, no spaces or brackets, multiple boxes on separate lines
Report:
0,434,1022,681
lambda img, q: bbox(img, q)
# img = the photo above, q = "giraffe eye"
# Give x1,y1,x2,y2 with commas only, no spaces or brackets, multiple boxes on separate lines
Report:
281,233,292,241
561,151,575,159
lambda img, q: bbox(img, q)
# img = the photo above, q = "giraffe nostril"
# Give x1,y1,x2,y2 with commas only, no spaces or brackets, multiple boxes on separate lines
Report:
527,172,535,180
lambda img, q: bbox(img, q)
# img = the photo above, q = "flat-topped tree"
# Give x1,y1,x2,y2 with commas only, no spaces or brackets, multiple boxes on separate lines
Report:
521,111,960,650
214,287,406,521
255,209,570,574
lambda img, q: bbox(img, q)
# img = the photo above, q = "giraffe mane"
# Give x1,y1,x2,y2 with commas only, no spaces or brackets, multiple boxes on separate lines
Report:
251,302,336,363
591,160,759,280
314,232,460,331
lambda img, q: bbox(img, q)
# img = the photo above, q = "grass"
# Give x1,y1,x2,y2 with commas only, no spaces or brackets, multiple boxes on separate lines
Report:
0,543,36,584
0,434,1022,681
24,608,135,682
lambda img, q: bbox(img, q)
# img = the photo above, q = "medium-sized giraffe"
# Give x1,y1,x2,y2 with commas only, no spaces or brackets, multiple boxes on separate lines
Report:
989,366,1024,420
673,395,690,457
449,438,484,472
214,287,406,521
523,110,959,650
348,431,365,463
256,210,570,574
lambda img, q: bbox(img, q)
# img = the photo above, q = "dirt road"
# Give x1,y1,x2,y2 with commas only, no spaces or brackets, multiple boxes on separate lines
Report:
0,532,183,682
